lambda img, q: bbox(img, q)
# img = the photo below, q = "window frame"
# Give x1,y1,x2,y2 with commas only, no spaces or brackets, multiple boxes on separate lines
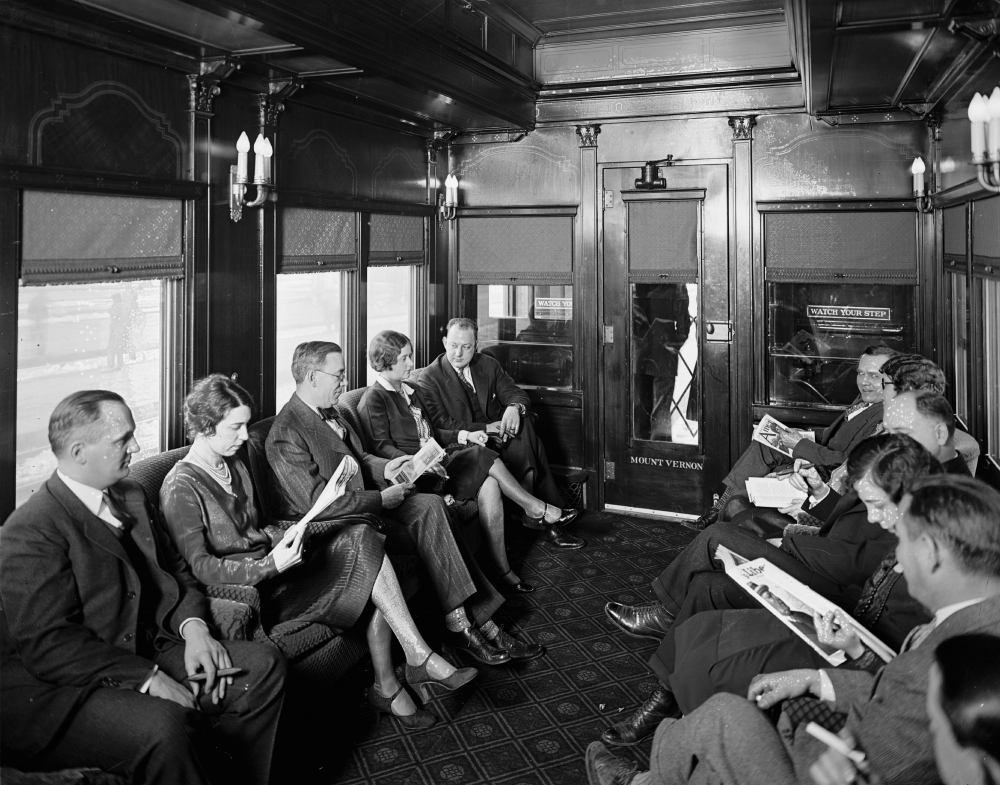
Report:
0,166,202,519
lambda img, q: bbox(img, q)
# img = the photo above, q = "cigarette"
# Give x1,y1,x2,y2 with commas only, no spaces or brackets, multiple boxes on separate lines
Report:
805,722,867,764
187,667,243,682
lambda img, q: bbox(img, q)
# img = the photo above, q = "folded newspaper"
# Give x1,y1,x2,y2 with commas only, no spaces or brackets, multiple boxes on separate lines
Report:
285,455,359,537
715,545,895,666
745,476,807,509
752,414,815,458
387,437,446,485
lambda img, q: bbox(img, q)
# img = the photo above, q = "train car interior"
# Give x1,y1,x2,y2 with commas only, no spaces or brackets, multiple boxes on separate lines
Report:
2,0,999,783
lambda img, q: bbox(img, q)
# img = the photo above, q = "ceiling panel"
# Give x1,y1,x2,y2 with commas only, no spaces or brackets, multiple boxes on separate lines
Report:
828,29,932,108
838,0,946,25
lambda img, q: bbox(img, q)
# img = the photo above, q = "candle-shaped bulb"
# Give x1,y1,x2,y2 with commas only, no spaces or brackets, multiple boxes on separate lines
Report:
444,174,458,206
253,134,266,184
236,131,250,183
987,86,1000,161
262,137,273,157
262,137,273,183
911,157,925,196
969,93,989,161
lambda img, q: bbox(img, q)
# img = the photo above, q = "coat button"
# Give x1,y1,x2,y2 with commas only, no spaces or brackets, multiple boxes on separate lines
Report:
124,632,134,641
127,591,136,599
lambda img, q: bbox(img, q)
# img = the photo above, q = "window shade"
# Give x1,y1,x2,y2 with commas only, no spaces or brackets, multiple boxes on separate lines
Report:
628,200,699,281
765,212,917,283
279,208,356,273
458,215,573,284
973,197,999,259
369,213,424,265
943,205,966,258
21,191,183,285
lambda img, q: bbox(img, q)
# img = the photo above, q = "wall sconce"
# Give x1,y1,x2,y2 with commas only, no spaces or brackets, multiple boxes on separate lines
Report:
911,157,932,213
968,87,1000,193
634,156,674,189
230,131,274,222
438,174,458,221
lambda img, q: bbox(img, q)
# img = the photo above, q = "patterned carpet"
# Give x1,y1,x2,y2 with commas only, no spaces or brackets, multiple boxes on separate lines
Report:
279,511,697,785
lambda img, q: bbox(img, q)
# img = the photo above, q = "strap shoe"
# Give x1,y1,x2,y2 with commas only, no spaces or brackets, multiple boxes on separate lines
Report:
443,625,511,666
601,686,680,746
367,684,438,730
585,742,638,785
604,601,674,639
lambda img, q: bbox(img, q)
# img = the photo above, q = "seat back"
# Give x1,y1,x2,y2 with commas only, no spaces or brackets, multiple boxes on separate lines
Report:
129,445,190,509
335,386,367,441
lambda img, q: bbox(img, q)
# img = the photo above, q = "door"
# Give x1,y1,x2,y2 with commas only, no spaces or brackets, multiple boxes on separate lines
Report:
601,163,731,516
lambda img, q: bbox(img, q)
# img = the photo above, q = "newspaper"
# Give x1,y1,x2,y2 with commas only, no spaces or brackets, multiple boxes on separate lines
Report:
286,455,359,537
752,414,816,458
715,545,896,666
745,476,807,509
387,437,446,485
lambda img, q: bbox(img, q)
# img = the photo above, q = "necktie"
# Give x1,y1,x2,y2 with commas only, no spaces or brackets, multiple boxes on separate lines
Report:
458,367,476,395
900,621,934,652
844,401,868,420
102,488,134,532
322,409,346,439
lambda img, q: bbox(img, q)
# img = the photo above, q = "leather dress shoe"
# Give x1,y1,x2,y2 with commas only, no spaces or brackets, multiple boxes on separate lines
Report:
498,569,535,594
585,742,638,785
604,601,674,639
443,626,510,666
524,506,579,530
690,506,719,530
601,686,680,746
542,524,586,550
491,627,545,662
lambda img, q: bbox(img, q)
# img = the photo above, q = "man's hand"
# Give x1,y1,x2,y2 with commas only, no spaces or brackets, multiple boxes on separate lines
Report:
384,456,410,482
747,669,822,709
776,427,804,452
466,430,490,447
183,621,233,705
381,482,413,509
147,670,197,709
788,459,828,499
501,405,521,438
810,730,880,785
270,524,305,573
815,610,865,659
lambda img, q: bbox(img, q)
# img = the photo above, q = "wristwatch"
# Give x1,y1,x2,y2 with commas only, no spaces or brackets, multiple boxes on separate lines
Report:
508,403,527,416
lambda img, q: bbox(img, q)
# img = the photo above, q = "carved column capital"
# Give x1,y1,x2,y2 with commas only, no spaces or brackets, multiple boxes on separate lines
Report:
576,124,601,148
257,79,303,130
187,58,239,116
728,116,757,141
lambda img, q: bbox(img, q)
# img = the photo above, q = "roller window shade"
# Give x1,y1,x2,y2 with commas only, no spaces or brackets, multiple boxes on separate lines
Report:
973,197,999,259
765,212,917,283
279,208,356,273
943,205,966,258
627,200,699,282
21,191,183,285
369,213,424,265
458,215,573,284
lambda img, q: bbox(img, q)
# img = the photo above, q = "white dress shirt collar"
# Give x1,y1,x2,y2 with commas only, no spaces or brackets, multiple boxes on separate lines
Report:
57,470,123,528
933,597,985,627
375,376,416,397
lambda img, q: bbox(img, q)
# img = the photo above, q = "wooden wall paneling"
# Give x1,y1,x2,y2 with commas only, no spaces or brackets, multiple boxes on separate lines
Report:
753,115,925,200
0,188,18,521
598,117,734,164
533,404,584,469
355,212,371,390
577,124,600,507
2,26,188,179
966,204,983,440
426,139,448,358
729,116,755,461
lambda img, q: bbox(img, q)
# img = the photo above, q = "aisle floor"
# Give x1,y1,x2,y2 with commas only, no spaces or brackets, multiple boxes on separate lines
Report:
285,511,697,785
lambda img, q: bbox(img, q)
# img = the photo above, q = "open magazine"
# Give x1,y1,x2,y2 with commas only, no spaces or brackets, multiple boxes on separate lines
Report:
715,545,895,666
284,455,359,538
387,437,446,485
752,414,815,458
745,476,807,509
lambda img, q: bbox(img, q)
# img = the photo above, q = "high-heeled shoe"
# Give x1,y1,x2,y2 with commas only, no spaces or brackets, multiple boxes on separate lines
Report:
404,653,478,702
498,568,535,594
524,504,579,530
367,684,439,730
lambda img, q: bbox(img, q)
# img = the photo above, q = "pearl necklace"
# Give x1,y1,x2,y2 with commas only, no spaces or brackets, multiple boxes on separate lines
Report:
188,446,232,490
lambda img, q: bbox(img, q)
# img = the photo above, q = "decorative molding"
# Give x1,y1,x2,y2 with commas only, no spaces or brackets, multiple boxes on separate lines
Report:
0,164,205,197
427,130,460,164
576,124,601,148
187,58,240,116
258,79,303,129
282,130,358,197
728,115,757,141
372,147,424,201
458,130,529,145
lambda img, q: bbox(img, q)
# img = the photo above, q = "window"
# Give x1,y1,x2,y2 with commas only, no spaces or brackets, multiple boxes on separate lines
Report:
365,265,416,386
473,284,574,390
16,191,182,506
275,271,348,408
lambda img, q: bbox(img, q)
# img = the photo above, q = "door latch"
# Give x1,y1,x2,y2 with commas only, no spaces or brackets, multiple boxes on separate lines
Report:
603,325,614,344
705,321,733,342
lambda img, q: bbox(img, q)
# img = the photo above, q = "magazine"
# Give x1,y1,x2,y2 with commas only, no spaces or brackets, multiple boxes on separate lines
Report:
715,545,895,666
285,455,359,538
387,437,446,485
745,476,807,509
752,414,816,458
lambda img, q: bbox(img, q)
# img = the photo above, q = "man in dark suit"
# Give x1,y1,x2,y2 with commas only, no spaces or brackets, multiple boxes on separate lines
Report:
418,317,585,549
265,341,538,665
586,474,1000,785
0,391,286,785
694,345,894,528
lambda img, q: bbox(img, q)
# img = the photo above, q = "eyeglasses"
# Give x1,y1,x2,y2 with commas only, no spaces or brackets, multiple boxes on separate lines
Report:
856,370,883,381
313,368,346,385
881,378,896,390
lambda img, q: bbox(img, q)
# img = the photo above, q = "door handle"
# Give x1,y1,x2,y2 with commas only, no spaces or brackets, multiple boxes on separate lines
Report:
705,321,732,342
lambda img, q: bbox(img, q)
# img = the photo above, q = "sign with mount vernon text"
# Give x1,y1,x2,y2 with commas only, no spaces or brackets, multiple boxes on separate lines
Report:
806,305,891,321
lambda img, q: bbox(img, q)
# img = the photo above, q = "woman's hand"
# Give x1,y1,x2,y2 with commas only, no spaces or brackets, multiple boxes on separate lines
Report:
815,610,865,659
747,669,822,709
271,523,305,573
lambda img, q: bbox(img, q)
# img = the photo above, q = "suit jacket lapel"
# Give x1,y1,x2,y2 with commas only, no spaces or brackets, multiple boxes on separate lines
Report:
469,355,491,415
290,393,365,490
47,473,129,564
441,355,474,411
